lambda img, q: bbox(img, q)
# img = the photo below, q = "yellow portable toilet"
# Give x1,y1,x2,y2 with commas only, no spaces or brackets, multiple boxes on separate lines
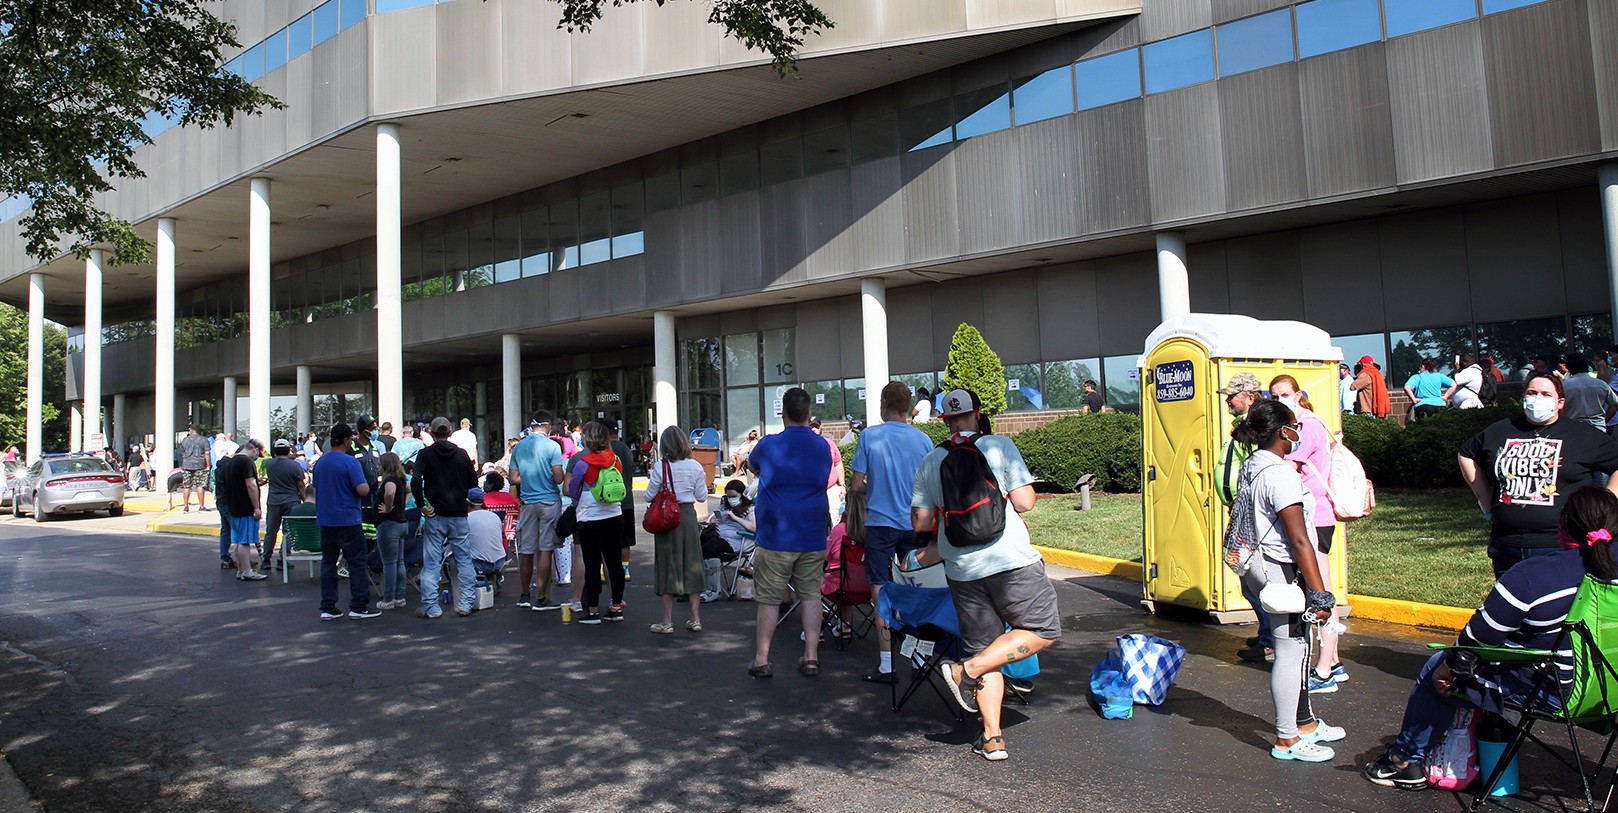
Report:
1138,314,1349,623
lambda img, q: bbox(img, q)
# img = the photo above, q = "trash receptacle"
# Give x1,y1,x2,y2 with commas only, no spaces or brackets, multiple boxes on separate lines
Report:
691,446,719,492
1138,313,1349,623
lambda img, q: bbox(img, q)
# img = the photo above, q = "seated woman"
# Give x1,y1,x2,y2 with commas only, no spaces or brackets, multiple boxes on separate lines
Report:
1364,484,1618,789
701,479,756,601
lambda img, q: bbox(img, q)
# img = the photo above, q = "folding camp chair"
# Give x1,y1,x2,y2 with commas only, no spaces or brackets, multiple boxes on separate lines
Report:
877,583,967,722
821,534,874,650
1429,574,1618,811
279,516,322,583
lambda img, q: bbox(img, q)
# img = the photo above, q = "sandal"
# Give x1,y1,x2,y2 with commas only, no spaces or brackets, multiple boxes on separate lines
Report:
972,734,1008,762
649,623,674,634
747,662,773,678
685,619,702,632
797,658,819,677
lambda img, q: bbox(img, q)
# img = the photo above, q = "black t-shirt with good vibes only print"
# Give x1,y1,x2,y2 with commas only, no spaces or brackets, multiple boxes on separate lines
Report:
1459,415,1618,549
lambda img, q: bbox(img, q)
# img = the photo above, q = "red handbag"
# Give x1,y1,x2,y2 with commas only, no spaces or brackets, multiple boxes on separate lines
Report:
642,459,683,534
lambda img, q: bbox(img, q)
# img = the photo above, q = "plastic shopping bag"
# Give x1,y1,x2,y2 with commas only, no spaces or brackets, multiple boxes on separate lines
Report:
1117,633,1187,706
1089,651,1134,720
1426,708,1479,791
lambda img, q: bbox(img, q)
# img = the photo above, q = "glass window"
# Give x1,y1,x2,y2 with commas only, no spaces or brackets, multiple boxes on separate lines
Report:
719,151,759,196
802,126,850,175
726,388,762,456
242,42,266,82
1143,29,1215,94
519,202,549,277
442,225,468,289
843,378,868,419
1571,313,1613,365
1075,49,1142,110
1216,9,1294,76
1388,325,1474,384
682,337,722,390
724,333,760,387
1101,355,1142,407
899,99,953,152
1334,332,1386,374
1296,0,1381,59
685,393,722,441
954,84,1011,139
549,201,578,272
1482,0,1548,13
850,113,898,163
761,328,795,384
265,28,288,73
288,14,312,60
681,158,717,204
312,1,340,46
1040,359,1100,409
224,55,243,78
492,205,520,283
803,380,844,418
378,0,434,10
1004,364,1043,411
1011,65,1074,125
759,138,803,186
1384,0,1475,38
645,170,680,213
1475,317,1566,382
578,191,610,266
466,215,494,287
610,181,644,258
341,0,367,30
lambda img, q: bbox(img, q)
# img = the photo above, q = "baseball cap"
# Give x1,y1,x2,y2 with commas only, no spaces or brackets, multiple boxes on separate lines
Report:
808,415,822,427
1218,373,1263,397
938,389,980,417
272,438,293,450
429,416,452,434
1357,355,1376,366
529,414,548,427
466,487,485,505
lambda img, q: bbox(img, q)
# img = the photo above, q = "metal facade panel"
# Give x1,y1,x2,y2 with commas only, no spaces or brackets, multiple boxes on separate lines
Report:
572,3,645,86
500,0,572,95
1298,45,1397,198
792,300,842,382
718,309,758,337
1187,242,1230,313
955,130,1026,256
760,181,809,288
1464,194,1566,322
1593,0,1618,150
373,7,438,115
1218,64,1308,211
545,270,581,325
338,25,369,129
1299,221,1385,334
879,0,969,42
803,171,855,282
1015,117,1080,245
435,0,505,107
1481,1,1600,167
310,36,345,139
849,159,906,273
1385,23,1494,183
718,193,763,293
968,0,1057,30
1145,85,1227,222
642,209,682,308
1224,232,1304,321
1074,101,1151,233
1036,261,1101,359
929,278,987,371
1140,0,1212,43
980,270,1043,364
1093,253,1159,357
887,285,936,375
1559,187,1608,310
676,202,722,303
283,56,314,154
1376,209,1472,328
902,152,962,265
1211,0,1290,25
838,295,866,380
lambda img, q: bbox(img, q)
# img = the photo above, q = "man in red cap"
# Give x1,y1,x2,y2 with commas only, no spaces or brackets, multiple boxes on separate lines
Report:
1349,355,1390,418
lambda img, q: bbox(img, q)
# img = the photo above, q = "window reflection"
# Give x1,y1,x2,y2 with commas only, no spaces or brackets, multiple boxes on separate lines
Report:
1476,317,1566,382
1041,359,1100,409
1570,314,1613,364
899,99,952,152
242,43,266,82
378,0,435,11
1004,364,1043,411
1482,0,1549,12
1011,66,1073,125
953,84,1011,139
312,1,339,46
1388,325,1473,384
288,14,312,59
340,0,366,30
1216,9,1294,76
1384,0,1475,37
1075,49,1142,110
1101,355,1142,408
265,29,288,73
803,380,844,418
1143,29,1215,93
850,114,898,163
1296,0,1381,59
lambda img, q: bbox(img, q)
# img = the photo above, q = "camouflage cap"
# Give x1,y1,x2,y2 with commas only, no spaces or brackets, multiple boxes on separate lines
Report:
1218,372,1263,396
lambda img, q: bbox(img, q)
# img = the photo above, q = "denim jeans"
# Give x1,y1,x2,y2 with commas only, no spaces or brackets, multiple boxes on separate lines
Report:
218,504,233,562
319,524,371,613
1392,651,1537,763
1487,544,1564,578
375,519,408,603
420,514,475,615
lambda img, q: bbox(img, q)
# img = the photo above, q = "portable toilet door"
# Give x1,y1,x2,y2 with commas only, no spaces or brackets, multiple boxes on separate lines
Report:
1140,334,1221,614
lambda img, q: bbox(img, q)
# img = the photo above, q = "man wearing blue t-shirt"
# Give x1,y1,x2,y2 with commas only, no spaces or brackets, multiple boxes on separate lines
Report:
745,388,832,679
850,381,935,683
311,423,376,620
509,411,567,610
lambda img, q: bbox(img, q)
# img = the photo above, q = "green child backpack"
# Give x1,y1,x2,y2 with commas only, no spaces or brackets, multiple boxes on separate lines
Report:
590,456,628,504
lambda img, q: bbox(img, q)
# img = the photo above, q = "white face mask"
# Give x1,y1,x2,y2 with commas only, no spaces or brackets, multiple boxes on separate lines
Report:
725,496,741,507
1274,394,1298,412
1524,395,1559,425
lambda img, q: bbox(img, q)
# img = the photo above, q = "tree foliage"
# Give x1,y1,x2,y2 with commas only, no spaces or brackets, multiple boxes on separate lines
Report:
943,323,1009,417
550,0,833,77
0,304,68,454
0,0,282,265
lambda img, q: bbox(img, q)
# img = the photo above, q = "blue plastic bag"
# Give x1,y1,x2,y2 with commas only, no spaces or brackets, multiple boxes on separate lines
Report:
1117,633,1186,706
1089,650,1134,720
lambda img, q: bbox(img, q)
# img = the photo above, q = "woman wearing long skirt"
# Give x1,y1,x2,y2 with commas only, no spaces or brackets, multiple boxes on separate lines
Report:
646,426,709,633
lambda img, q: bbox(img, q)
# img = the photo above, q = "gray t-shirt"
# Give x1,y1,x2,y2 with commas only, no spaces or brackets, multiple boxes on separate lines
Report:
264,456,306,507
1562,373,1618,430
177,433,211,471
1241,449,1316,564
912,432,1040,582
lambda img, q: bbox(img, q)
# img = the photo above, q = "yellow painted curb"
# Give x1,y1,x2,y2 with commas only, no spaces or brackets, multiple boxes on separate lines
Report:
147,520,219,538
1034,545,1471,631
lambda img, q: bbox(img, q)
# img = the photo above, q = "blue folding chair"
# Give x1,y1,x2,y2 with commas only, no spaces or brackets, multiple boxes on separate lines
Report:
878,583,966,721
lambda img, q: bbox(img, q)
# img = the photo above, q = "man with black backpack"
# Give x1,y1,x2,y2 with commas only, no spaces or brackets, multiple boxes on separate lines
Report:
912,388,1060,762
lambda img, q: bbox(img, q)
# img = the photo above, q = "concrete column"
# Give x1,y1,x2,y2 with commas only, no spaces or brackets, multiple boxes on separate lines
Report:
860,278,889,426
296,365,312,436
249,177,271,445
474,381,488,462
84,249,104,439
502,333,522,441
376,123,404,429
1602,163,1618,344
69,403,82,452
653,310,678,433
26,273,43,463
112,394,126,457
154,217,176,476
223,377,239,436
1156,231,1190,322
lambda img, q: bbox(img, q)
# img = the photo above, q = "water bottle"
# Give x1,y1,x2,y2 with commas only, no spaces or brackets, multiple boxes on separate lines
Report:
561,603,572,624
1477,713,1519,796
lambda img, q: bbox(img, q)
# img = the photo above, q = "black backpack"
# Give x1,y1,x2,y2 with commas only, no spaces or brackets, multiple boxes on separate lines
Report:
937,433,1007,548
1476,368,1498,405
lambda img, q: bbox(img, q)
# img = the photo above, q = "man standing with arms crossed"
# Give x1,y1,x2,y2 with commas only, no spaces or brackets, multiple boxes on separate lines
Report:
850,382,934,684
915,389,1061,762
312,424,377,620
509,411,566,611
413,416,480,619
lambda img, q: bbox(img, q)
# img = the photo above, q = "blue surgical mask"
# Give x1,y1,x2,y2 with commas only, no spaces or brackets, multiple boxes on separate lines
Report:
370,429,380,443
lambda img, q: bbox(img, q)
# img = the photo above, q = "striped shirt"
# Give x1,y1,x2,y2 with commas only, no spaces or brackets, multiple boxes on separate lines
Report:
1458,549,1588,690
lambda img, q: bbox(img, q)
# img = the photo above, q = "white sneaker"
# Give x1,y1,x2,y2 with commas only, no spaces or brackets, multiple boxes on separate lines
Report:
1271,740,1335,762
570,601,584,612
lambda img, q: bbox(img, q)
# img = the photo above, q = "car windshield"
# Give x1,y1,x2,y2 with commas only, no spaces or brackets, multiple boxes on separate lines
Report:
46,459,112,476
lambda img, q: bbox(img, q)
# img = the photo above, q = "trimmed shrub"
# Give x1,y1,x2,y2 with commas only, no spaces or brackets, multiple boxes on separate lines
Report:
1341,414,1402,486
917,421,952,445
1390,404,1517,488
942,323,1009,417
1012,413,1143,492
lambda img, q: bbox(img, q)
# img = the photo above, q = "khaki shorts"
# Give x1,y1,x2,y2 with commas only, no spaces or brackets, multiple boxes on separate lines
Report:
751,547,825,605
516,501,562,554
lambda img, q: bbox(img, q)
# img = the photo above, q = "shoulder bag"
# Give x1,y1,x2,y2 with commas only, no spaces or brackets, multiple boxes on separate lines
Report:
642,459,683,534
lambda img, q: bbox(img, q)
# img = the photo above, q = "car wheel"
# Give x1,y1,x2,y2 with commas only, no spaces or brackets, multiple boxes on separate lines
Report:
32,497,46,522
10,495,19,518
107,505,123,518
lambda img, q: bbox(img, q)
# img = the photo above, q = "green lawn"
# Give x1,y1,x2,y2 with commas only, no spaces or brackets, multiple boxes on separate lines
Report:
1026,490,1495,609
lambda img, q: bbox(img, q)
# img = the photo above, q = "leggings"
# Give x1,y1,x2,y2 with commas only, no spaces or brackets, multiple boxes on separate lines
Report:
1242,556,1316,739
576,518,625,609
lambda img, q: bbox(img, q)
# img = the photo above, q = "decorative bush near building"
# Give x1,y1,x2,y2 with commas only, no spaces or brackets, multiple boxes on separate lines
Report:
1342,404,1518,489
1013,413,1143,493
942,324,1009,417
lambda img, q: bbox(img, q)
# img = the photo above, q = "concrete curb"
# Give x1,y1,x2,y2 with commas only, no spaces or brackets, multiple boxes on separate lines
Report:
1034,545,1470,631
0,753,40,813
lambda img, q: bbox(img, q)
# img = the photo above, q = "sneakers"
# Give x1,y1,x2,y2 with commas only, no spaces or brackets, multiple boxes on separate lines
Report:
623,564,632,582
1237,643,1275,663
1308,672,1339,694
515,599,532,609
319,609,345,621
1300,719,1346,744
1272,740,1335,762
603,610,625,623
349,608,381,619
649,622,674,634
570,601,584,613
577,612,603,625
533,600,560,612
1363,752,1427,789
1005,676,1035,695
1330,662,1350,682
236,571,268,581
939,662,980,713
973,734,1008,762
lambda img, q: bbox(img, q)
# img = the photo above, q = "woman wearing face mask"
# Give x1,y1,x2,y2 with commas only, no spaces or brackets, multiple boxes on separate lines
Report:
703,479,756,600
1459,373,1618,577
645,426,709,634
1269,375,1346,694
